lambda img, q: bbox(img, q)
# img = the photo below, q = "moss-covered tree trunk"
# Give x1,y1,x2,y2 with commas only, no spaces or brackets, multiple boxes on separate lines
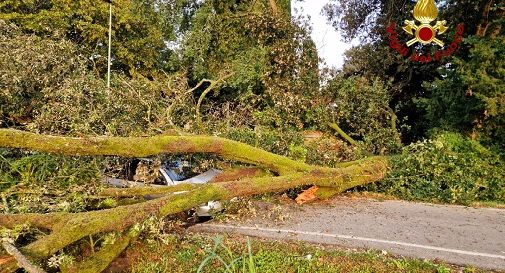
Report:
0,129,389,273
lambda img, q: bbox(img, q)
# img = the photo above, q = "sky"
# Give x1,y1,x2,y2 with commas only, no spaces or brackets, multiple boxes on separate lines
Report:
292,0,356,69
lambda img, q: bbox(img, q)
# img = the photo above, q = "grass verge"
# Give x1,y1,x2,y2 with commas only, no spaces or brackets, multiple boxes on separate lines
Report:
110,234,487,273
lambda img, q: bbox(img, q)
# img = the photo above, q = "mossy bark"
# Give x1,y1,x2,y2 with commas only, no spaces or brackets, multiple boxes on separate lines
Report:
0,129,389,272
1,157,388,258
61,229,139,273
0,129,311,175
99,183,200,198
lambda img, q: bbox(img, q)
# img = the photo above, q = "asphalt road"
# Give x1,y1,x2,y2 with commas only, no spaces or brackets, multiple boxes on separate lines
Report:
189,197,505,270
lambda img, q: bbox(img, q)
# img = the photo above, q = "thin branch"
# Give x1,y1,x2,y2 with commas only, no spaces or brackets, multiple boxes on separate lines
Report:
2,239,46,273
195,73,234,130
268,0,279,15
328,123,358,146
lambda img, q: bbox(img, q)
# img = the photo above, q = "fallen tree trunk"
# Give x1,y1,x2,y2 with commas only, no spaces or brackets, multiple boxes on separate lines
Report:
0,129,312,175
0,129,389,272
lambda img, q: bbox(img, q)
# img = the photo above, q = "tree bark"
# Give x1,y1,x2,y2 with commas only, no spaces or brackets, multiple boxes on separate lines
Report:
476,0,494,36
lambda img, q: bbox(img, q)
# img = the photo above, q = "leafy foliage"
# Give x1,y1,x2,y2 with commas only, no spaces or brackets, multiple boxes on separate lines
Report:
0,21,193,136
182,1,320,131
325,76,401,154
0,0,193,75
323,0,504,144
0,149,102,213
374,133,505,204
419,35,505,153
0,20,84,128
323,0,501,44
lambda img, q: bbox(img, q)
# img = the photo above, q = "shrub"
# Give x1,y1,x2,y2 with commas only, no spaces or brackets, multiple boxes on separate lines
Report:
372,133,505,204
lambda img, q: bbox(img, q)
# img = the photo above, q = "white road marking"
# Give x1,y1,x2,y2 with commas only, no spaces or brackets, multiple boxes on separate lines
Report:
203,224,505,260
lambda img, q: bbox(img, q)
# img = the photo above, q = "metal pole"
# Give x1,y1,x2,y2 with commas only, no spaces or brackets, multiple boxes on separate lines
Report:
107,2,112,89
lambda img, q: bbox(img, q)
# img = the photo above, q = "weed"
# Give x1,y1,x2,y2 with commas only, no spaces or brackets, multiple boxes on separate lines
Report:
197,236,256,273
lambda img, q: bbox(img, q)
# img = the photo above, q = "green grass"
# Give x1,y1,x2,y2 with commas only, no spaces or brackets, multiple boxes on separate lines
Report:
124,234,486,273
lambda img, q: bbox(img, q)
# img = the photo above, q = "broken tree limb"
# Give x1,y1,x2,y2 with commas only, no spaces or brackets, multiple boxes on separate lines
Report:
328,123,358,146
1,239,46,273
0,156,388,260
99,183,200,198
210,167,271,183
60,228,139,273
0,213,66,230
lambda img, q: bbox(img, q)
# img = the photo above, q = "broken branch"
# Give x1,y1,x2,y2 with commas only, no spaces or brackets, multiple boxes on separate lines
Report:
1,239,46,273
328,123,358,146
0,129,388,272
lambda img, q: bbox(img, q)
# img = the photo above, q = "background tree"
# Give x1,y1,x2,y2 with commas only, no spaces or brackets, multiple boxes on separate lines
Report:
0,0,195,75
181,0,321,133
324,0,504,148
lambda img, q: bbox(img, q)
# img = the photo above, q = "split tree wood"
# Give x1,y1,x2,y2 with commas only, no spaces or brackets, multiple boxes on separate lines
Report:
0,129,389,272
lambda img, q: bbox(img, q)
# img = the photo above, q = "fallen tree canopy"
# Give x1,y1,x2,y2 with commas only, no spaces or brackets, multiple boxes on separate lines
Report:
0,129,389,273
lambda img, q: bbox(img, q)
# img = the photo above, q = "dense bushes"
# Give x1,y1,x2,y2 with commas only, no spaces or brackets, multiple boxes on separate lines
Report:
0,20,194,137
373,133,505,204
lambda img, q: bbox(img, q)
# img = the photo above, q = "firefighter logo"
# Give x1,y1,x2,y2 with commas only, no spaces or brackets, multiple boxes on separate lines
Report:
402,0,448,47
387,0,464,63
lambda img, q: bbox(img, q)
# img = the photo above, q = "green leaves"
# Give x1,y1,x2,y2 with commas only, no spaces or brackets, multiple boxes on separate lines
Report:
420,35,505,153
376,132,505,204
0,0,188,75
325,76,401,154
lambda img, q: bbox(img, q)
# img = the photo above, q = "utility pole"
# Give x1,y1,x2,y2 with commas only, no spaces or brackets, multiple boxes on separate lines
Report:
104,0,113,90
